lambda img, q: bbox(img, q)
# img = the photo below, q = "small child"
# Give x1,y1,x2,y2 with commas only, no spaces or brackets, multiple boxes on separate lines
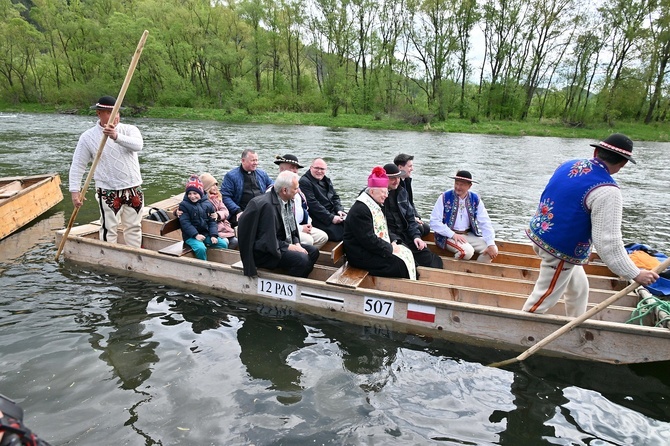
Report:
200,172,238,249
178,175,228,260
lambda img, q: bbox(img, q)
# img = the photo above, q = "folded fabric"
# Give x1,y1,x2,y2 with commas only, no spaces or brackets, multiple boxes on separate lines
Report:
625,243,670,296
629,250,661,270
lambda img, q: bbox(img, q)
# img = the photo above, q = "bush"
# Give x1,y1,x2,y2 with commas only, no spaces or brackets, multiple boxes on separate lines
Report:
247,96,274,114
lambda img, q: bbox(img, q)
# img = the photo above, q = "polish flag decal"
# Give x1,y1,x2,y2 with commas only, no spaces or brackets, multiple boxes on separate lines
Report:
407,303,436,323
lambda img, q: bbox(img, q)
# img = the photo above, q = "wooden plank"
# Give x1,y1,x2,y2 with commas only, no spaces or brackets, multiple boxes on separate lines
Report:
326,262,369,288
422,232,535,255
330,241,344,264
146,196,181,212
416,266,637,307
157,241,192,257
427,242,616,277
160,218,181,236
0,180,22,198
0,180,22,193
438,257,627,291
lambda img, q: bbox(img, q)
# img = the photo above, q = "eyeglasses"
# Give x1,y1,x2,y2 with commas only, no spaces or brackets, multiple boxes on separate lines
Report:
311,166,326,171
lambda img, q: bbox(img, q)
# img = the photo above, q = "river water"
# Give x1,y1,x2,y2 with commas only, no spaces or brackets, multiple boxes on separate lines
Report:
1,112,669,445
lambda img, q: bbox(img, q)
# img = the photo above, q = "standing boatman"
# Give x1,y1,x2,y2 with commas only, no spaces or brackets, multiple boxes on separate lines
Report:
523,133,659,317
69,95,144,247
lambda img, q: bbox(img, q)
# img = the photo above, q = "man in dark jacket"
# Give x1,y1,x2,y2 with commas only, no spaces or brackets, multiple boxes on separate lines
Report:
383,164,443,269
299,158,347,241
394,153,430,236
238,171,319,277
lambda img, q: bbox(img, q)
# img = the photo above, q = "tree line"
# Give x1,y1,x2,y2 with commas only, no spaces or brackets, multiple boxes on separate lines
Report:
1,0,669,125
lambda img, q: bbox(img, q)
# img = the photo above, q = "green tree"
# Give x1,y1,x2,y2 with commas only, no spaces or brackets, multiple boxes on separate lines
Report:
644,0,670,123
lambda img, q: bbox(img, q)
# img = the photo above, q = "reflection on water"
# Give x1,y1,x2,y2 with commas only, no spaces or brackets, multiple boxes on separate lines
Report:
1,113,670,444
238,309,307,404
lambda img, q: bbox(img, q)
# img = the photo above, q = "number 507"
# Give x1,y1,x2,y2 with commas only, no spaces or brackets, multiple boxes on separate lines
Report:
364,297,394,318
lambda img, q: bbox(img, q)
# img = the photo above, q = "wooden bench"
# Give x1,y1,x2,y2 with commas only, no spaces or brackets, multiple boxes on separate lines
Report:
0,180,22,199
326,241,370,288
157,218,193,257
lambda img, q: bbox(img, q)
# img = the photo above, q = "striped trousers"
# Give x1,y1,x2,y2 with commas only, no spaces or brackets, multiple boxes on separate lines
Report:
522,244,589,317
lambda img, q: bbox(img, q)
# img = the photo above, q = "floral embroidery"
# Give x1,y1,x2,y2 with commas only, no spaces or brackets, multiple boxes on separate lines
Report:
567,160,592,178
98,187,144,215
574,242,592,259
530,197,554,234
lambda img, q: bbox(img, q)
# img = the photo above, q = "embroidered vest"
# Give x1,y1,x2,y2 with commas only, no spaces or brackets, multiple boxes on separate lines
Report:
526,158,617,264
434,190,481,249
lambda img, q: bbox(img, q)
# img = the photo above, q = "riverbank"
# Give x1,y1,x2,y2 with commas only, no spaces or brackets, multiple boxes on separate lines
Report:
3,103,669,141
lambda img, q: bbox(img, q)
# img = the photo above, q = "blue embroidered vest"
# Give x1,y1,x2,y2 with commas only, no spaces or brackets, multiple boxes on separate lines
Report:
434,190,481,249
526,158,617,264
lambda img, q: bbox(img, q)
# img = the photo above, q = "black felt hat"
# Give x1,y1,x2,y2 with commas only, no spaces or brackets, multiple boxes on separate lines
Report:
450,170,478,184
274,154,304,168
90,96,124,110
589,133,636,164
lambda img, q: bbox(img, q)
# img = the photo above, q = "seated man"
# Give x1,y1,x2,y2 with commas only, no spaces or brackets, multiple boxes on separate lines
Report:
394,153,430,236
343,166,416,279
299,158,347,241
220,148,273,226
429,170,498,263
384,164,443,269
274,154,328,249
238,171,319,278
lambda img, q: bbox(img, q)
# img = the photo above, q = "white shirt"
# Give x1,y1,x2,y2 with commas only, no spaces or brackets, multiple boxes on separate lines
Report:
430,191,496,246
293,192,312,226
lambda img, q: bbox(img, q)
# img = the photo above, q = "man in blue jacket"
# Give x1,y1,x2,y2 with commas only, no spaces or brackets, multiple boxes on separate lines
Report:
220,149,273,227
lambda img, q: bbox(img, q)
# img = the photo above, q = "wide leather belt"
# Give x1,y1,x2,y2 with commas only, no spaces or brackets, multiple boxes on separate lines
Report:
453,229,470,235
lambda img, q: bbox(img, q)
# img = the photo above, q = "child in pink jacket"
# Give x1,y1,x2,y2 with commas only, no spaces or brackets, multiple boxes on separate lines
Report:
200,172,238,249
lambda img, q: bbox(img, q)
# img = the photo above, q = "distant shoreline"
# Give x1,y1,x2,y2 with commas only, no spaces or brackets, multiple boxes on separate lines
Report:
2,104,669,142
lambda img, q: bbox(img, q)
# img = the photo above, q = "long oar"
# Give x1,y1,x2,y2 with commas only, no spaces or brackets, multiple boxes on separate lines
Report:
489,256,670,368
55,30,149,261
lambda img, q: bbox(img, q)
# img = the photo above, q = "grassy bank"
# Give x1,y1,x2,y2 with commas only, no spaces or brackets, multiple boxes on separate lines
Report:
3,103,670,142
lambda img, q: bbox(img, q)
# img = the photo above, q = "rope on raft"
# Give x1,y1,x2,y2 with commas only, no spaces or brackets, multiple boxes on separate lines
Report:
626,287,670,328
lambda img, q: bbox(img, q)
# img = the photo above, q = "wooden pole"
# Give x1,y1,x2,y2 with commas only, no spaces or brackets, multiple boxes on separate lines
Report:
489,256,670,368
55,30,149,261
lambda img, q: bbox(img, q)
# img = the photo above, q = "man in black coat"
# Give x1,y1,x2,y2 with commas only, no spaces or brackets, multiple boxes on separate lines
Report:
394,153,430,236
383,164,443,269
299,158,347,241
238,171,319,277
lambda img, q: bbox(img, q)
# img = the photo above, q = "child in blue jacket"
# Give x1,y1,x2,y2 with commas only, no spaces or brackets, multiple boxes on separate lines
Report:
178,175,228,260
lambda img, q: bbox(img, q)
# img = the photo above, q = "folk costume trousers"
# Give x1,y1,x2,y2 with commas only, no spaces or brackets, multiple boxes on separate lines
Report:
522,244,590,317
437,232,492,263
96,187,144,248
